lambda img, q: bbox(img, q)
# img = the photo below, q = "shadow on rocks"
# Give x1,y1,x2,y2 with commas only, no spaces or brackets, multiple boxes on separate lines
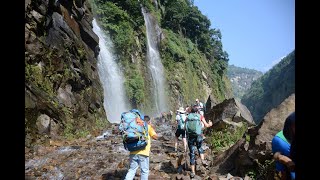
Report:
101,169,127,180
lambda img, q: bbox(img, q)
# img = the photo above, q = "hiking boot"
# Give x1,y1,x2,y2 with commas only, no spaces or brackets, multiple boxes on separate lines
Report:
190,172,195,178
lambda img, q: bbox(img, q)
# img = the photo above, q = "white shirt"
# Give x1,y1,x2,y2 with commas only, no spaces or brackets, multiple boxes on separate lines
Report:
176,113,187,122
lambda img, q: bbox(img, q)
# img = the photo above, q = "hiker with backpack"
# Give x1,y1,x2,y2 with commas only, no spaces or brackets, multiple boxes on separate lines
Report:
185,106,212,178
195,98,205,116
119,109,158,180
174,107,188,152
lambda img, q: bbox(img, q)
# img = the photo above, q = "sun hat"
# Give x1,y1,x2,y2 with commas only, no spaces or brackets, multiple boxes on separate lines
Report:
176,107,186,113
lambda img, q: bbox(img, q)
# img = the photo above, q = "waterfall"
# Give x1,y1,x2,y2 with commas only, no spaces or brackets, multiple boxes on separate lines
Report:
141,7,168,115
92,18,130,123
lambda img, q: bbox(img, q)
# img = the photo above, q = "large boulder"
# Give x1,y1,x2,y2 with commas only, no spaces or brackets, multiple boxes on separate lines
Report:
36,114,51,134
249,93,295,156
57,84,76,108
205,98,255,126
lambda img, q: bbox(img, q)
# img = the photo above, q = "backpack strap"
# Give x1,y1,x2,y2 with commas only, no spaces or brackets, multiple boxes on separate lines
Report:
179,114,183,122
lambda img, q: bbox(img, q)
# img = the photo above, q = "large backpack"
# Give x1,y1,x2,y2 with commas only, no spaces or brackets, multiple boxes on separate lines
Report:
177,114,185,130
185,113,202,137
119,109,149,151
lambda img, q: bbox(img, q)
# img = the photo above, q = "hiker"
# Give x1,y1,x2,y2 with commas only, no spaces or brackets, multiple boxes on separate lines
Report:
161,112,167,123
199,111,207,138
185,106,212,178
174,107,188,152
272,112,295,180
195,98,205,116
168,110,173,122
120,111,158,180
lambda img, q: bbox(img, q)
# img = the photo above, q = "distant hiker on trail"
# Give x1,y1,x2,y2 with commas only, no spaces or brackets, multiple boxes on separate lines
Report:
272,112,295,180
174,107,188,152
168,110,173,122
194,98,205,116
119,109,158,180
161,112,167,123
185,106,212,178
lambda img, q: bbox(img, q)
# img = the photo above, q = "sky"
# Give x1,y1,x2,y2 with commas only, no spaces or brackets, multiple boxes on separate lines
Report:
193,0,295,73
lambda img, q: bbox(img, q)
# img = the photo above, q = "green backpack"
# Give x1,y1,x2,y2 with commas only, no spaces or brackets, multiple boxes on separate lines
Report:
186,113,202,137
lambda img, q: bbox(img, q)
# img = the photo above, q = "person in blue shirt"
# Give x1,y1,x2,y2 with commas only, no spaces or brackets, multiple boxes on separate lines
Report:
272,112,295,180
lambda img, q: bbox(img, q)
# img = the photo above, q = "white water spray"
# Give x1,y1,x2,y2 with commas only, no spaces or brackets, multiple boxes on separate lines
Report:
141,7,168,115
92,19,130,123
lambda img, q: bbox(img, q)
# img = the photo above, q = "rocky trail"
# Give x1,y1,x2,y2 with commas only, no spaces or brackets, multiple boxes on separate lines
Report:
25,119,241,180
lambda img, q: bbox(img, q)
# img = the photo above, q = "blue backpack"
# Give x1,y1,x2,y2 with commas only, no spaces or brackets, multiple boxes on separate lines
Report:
119,109,149,151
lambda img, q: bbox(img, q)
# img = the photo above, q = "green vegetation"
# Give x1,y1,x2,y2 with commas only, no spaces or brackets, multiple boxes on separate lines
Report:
207,122,248,153
95,116,108,130
245,159,275,179
124,68,146,106
241,50,295,124
63,121,75,140
26,63,55,97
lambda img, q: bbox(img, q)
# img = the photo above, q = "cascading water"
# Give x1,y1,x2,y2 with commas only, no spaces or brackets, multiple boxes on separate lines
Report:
141,7,168,115
92,18,130,123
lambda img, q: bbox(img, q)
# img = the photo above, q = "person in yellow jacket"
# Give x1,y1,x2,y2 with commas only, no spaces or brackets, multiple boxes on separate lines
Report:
124,116,158,180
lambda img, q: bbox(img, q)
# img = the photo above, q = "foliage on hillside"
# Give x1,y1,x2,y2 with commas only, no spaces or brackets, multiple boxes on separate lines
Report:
227,65,263,100
91,0,232,113
241,50,295,124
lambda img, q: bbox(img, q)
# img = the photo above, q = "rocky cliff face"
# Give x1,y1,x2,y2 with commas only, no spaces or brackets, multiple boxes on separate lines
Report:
25,0,108,147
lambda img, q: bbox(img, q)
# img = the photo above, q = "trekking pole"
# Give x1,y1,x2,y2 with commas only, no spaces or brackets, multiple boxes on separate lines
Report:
184,131,187,170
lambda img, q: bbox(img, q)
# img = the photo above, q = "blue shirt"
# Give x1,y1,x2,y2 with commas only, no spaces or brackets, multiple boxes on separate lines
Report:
272,131,291,172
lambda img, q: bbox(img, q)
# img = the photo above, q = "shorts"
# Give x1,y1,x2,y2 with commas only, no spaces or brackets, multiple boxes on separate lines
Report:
187,135,204,165
175,129,186,138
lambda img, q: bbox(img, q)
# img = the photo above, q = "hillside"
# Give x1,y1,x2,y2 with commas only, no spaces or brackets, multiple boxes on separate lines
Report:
25,0,232,146
227,65,263,100
241,50,295,124
90,0,233,113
